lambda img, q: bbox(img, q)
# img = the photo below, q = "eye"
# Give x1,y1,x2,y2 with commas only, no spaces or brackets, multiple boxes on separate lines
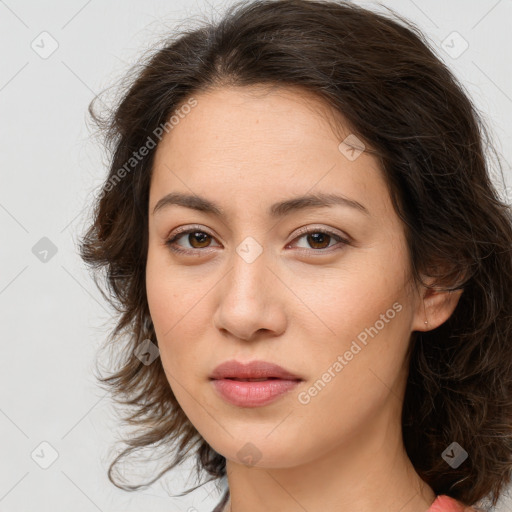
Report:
288,227,350,253
165,226,221,255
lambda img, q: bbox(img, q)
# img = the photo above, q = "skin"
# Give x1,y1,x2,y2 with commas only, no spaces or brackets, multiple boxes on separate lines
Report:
146,85,463,512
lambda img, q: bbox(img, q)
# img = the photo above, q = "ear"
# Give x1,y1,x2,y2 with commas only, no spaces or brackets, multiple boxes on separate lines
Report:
411,281,464,332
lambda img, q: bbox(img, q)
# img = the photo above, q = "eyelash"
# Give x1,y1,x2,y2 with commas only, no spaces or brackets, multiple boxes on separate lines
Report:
164,225,350,256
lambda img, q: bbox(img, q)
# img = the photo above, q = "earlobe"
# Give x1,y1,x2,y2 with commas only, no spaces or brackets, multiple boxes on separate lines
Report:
413,285,464,332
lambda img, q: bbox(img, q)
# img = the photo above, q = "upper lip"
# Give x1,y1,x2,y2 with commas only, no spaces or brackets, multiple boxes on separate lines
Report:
209,360,303,380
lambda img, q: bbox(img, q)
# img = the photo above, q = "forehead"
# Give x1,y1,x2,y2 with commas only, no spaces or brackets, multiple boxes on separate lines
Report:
149,85,391,221
156,84,352,158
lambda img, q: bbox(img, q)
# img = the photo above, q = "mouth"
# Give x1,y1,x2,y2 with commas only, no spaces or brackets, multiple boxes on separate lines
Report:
209,360,303,407
210,377,301,407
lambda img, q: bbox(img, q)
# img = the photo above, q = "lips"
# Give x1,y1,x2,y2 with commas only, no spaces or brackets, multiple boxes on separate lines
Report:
209,360,303,407
209,359,302,381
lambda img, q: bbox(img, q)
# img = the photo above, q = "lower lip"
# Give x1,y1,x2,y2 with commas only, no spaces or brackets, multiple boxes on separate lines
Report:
211,378,301,407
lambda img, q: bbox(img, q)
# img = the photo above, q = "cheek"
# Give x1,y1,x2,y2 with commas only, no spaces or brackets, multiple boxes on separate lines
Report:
291,244,414,413
146,269,207,415
146,250,199,375
288,248,409,348
146,245,203,332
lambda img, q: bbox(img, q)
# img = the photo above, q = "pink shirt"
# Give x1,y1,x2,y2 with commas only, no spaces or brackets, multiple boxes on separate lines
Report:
428,495,476,511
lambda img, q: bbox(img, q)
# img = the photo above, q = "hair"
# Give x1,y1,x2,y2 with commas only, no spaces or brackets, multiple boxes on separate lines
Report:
79,0,512,508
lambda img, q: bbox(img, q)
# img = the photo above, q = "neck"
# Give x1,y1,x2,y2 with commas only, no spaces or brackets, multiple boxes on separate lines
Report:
221,400,435,512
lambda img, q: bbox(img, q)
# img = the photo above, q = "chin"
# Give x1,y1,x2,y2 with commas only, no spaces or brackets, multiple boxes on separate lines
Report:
206,432,311,469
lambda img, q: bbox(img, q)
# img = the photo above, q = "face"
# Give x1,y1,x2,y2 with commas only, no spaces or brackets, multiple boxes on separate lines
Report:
146,85,428,468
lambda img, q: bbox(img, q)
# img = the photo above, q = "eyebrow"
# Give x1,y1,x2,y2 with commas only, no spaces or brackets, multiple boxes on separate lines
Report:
152,191,370,218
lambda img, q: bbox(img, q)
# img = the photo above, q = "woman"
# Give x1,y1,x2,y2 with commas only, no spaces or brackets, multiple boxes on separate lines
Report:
79,1,512,511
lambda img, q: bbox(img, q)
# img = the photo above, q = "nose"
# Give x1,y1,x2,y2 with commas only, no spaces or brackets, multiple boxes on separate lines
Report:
213,246,287,342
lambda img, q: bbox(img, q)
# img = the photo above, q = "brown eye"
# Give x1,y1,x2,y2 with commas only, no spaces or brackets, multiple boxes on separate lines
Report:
290,228,348,252
165,228,221,255
306,232,332,249
187,231,212,248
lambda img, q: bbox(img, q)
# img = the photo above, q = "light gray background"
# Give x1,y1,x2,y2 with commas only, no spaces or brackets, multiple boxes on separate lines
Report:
1,0,511,511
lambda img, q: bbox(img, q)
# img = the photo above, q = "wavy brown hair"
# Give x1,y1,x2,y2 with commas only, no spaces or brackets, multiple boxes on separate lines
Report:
79,0,512,508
